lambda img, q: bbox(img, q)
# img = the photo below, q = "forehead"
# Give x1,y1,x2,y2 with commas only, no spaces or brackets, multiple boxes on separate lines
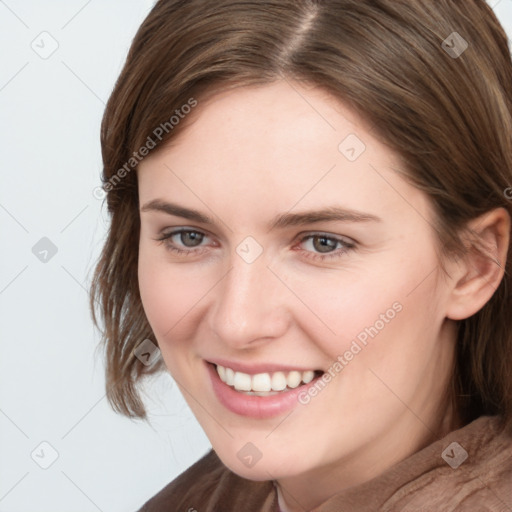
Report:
137,80,432,228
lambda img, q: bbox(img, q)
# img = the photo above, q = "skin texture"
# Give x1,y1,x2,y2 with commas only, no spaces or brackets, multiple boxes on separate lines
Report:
137,80,509,512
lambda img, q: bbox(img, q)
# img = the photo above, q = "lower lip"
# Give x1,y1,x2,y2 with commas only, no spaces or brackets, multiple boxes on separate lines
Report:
206,362,322,419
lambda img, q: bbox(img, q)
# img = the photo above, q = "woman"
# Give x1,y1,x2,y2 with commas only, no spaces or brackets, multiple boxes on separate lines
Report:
90,0,512,510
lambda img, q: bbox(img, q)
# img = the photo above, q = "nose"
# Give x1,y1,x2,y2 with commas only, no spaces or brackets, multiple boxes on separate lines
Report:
208,251,291,349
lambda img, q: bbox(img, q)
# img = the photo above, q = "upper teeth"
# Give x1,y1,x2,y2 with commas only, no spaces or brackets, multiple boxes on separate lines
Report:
216,365,316,393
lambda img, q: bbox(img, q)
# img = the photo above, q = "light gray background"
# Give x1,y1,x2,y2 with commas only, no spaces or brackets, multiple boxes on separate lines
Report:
0,1,511,511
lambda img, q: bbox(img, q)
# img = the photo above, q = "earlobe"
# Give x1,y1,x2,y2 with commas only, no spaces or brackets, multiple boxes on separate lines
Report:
446,208,510,321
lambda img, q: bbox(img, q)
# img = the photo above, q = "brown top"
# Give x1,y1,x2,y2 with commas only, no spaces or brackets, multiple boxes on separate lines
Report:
138,415,512,511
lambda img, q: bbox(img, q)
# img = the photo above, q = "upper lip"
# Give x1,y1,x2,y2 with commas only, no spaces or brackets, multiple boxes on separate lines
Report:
207,358,322,375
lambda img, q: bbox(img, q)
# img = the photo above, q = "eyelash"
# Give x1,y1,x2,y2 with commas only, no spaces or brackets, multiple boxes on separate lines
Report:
155,228,356,262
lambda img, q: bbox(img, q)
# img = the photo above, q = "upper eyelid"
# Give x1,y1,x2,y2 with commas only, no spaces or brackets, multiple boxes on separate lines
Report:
299,232,353,242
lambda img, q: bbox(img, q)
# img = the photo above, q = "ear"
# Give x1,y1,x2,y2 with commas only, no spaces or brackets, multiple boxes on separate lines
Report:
445,207,510,321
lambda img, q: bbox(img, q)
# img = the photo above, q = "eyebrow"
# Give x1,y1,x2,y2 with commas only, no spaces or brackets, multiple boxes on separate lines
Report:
140,199,382,230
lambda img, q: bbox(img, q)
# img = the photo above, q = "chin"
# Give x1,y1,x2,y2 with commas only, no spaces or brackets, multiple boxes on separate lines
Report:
214,445,304,481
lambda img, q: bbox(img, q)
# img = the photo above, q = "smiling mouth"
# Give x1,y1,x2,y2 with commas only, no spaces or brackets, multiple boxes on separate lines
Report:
213,363,324,396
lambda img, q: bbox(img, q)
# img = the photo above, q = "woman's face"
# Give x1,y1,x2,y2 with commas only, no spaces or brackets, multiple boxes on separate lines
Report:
137,80,459,485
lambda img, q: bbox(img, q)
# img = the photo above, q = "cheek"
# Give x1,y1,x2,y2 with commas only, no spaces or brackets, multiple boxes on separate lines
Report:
289,252,442,360
137,244,214,345
138,255,195,377
138,245,184,340
138,231,444,367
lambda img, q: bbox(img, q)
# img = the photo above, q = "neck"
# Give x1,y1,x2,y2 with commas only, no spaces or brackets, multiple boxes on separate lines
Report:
275,323,463,512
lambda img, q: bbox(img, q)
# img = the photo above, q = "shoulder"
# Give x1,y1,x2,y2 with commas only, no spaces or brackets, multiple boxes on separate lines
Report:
455,415,512,511
136,449,275,512
137,450,225,511
385,415,512,511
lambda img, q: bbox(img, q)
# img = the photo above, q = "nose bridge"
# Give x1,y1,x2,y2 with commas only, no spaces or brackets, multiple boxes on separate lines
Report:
209,251,288,346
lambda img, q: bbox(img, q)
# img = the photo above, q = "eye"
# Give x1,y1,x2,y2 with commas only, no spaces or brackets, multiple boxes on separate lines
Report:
155,228,211,255
154,228,356,261
296,233,356,261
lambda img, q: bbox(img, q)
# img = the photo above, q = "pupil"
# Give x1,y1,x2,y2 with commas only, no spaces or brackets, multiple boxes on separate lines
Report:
181,231,203,247
313,236,336,253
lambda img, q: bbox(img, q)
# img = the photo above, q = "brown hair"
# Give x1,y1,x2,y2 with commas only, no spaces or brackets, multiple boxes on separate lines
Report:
90,0,512,431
